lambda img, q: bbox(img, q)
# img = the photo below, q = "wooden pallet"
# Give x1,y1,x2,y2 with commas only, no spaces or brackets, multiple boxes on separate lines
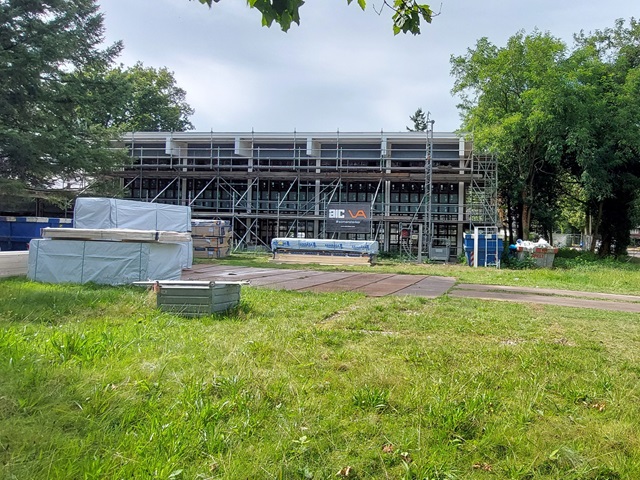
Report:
0,251,29,278
272,252,374,266
41,227,191,243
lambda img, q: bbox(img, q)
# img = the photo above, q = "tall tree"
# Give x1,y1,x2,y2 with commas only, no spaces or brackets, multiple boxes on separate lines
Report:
75,62,195,132
0,0,124,194
560,19,640,255
193,0,435,34
406,108,428,131
451,31,568,240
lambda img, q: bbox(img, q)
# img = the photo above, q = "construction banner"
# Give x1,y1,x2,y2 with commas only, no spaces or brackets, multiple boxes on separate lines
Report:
326,203,371,233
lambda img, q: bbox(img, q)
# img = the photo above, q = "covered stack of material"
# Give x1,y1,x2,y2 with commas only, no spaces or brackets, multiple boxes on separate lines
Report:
191,220,233,259
27,198,192,285
74,197,193,269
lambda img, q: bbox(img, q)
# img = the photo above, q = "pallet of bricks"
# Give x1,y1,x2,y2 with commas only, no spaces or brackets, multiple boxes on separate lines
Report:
192,220,233,259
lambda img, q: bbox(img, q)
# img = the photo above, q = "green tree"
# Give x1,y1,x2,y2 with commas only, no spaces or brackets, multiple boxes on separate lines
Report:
560,19,640,256
75,62,195,132
406,108,429,131
451,31,568,241
194,0,434,35
0,0,124,195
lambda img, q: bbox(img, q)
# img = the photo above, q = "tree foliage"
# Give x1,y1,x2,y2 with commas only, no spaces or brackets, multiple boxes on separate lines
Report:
194,0,434,35
561,19,640,255
406,108,429,131
74,63,195,132
1,0,196,214
0,0,124,190
451,20,640,256
451,31,568,241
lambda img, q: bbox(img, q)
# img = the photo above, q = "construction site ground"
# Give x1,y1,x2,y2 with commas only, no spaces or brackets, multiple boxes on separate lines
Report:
183,264,640,313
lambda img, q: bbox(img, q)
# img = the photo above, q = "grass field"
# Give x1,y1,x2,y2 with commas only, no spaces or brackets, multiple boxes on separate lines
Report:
1,252,639,479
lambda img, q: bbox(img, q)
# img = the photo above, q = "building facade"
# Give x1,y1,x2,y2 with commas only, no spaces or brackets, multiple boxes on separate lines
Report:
113,130,497,260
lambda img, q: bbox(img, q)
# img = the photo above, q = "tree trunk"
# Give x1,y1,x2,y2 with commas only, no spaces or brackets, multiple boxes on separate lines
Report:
521,202,531,240
590,202,603,254
506,196,514,244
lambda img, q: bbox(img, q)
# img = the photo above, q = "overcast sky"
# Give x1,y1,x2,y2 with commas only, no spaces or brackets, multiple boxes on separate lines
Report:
99,0,637,133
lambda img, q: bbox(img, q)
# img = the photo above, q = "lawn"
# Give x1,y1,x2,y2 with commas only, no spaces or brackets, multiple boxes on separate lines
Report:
1,255,639,479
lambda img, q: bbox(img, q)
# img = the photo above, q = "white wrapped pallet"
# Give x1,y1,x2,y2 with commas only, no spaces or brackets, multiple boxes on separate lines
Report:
28,239,182,285
271,238,379,254
0,251,29,278
74,197,191,232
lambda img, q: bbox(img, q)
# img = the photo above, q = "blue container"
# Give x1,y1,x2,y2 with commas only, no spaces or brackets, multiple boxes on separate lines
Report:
464,233,504,267
0,216,73,251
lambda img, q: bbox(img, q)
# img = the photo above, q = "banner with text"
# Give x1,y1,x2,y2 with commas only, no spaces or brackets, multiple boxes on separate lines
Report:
326,203,371,234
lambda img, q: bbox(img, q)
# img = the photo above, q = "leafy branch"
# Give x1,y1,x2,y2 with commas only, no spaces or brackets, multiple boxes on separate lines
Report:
194,0,436,34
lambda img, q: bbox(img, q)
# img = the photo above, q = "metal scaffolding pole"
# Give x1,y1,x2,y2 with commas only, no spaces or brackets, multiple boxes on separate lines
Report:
423,113,435,259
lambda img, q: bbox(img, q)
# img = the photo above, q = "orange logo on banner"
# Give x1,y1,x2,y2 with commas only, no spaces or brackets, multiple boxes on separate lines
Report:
348,210,368,219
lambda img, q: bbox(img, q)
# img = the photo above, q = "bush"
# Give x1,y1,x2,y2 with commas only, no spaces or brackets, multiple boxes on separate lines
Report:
501,251,537,270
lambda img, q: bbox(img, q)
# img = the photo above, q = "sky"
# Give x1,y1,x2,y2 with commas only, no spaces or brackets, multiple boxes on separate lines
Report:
99,0,638,134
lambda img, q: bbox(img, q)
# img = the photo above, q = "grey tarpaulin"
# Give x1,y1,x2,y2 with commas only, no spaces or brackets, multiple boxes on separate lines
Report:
73,197,192,268
28,239,182,285
74,197,192,232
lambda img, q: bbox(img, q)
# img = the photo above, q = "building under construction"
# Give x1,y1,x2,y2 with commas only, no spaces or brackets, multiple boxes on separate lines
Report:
113,128,497,261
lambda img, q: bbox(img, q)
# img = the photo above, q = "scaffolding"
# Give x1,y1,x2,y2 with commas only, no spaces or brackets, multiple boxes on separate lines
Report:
115,130,495,259
468,151,498,229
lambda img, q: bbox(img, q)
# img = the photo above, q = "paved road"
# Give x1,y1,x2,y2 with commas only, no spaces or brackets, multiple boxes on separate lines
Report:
183,264,640,313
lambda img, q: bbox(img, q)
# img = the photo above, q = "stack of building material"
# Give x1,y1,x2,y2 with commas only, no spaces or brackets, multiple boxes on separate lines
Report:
28,239,184,285
0,251,29,278
27,198,192,285
74,197,193,269
41,227,191,244
74,197,192,231
191,220,233,259
270,238,378,266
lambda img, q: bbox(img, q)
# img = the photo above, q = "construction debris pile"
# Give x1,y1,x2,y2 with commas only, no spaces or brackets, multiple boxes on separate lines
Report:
512,239,559,268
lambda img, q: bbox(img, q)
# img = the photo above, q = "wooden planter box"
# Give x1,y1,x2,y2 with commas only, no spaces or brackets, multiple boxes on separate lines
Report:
154,281,246,316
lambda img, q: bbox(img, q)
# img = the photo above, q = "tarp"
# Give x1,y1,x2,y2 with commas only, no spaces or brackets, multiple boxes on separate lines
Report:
271,238,379,254
74,197,191,232
28,239,183,285
73,197,193,268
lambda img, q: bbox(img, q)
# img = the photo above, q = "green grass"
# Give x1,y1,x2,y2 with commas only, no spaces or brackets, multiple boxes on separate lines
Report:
1,276,640,479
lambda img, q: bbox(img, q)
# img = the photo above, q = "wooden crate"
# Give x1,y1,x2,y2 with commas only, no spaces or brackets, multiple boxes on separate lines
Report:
156,281,244,316
192,234,232,248
0,251,29,278
192,224,231,237
193,246,231,258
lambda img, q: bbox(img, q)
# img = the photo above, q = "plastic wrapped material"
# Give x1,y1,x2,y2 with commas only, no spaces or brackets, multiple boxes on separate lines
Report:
28,239,182,285
271,238,379,254
74,197,191,232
